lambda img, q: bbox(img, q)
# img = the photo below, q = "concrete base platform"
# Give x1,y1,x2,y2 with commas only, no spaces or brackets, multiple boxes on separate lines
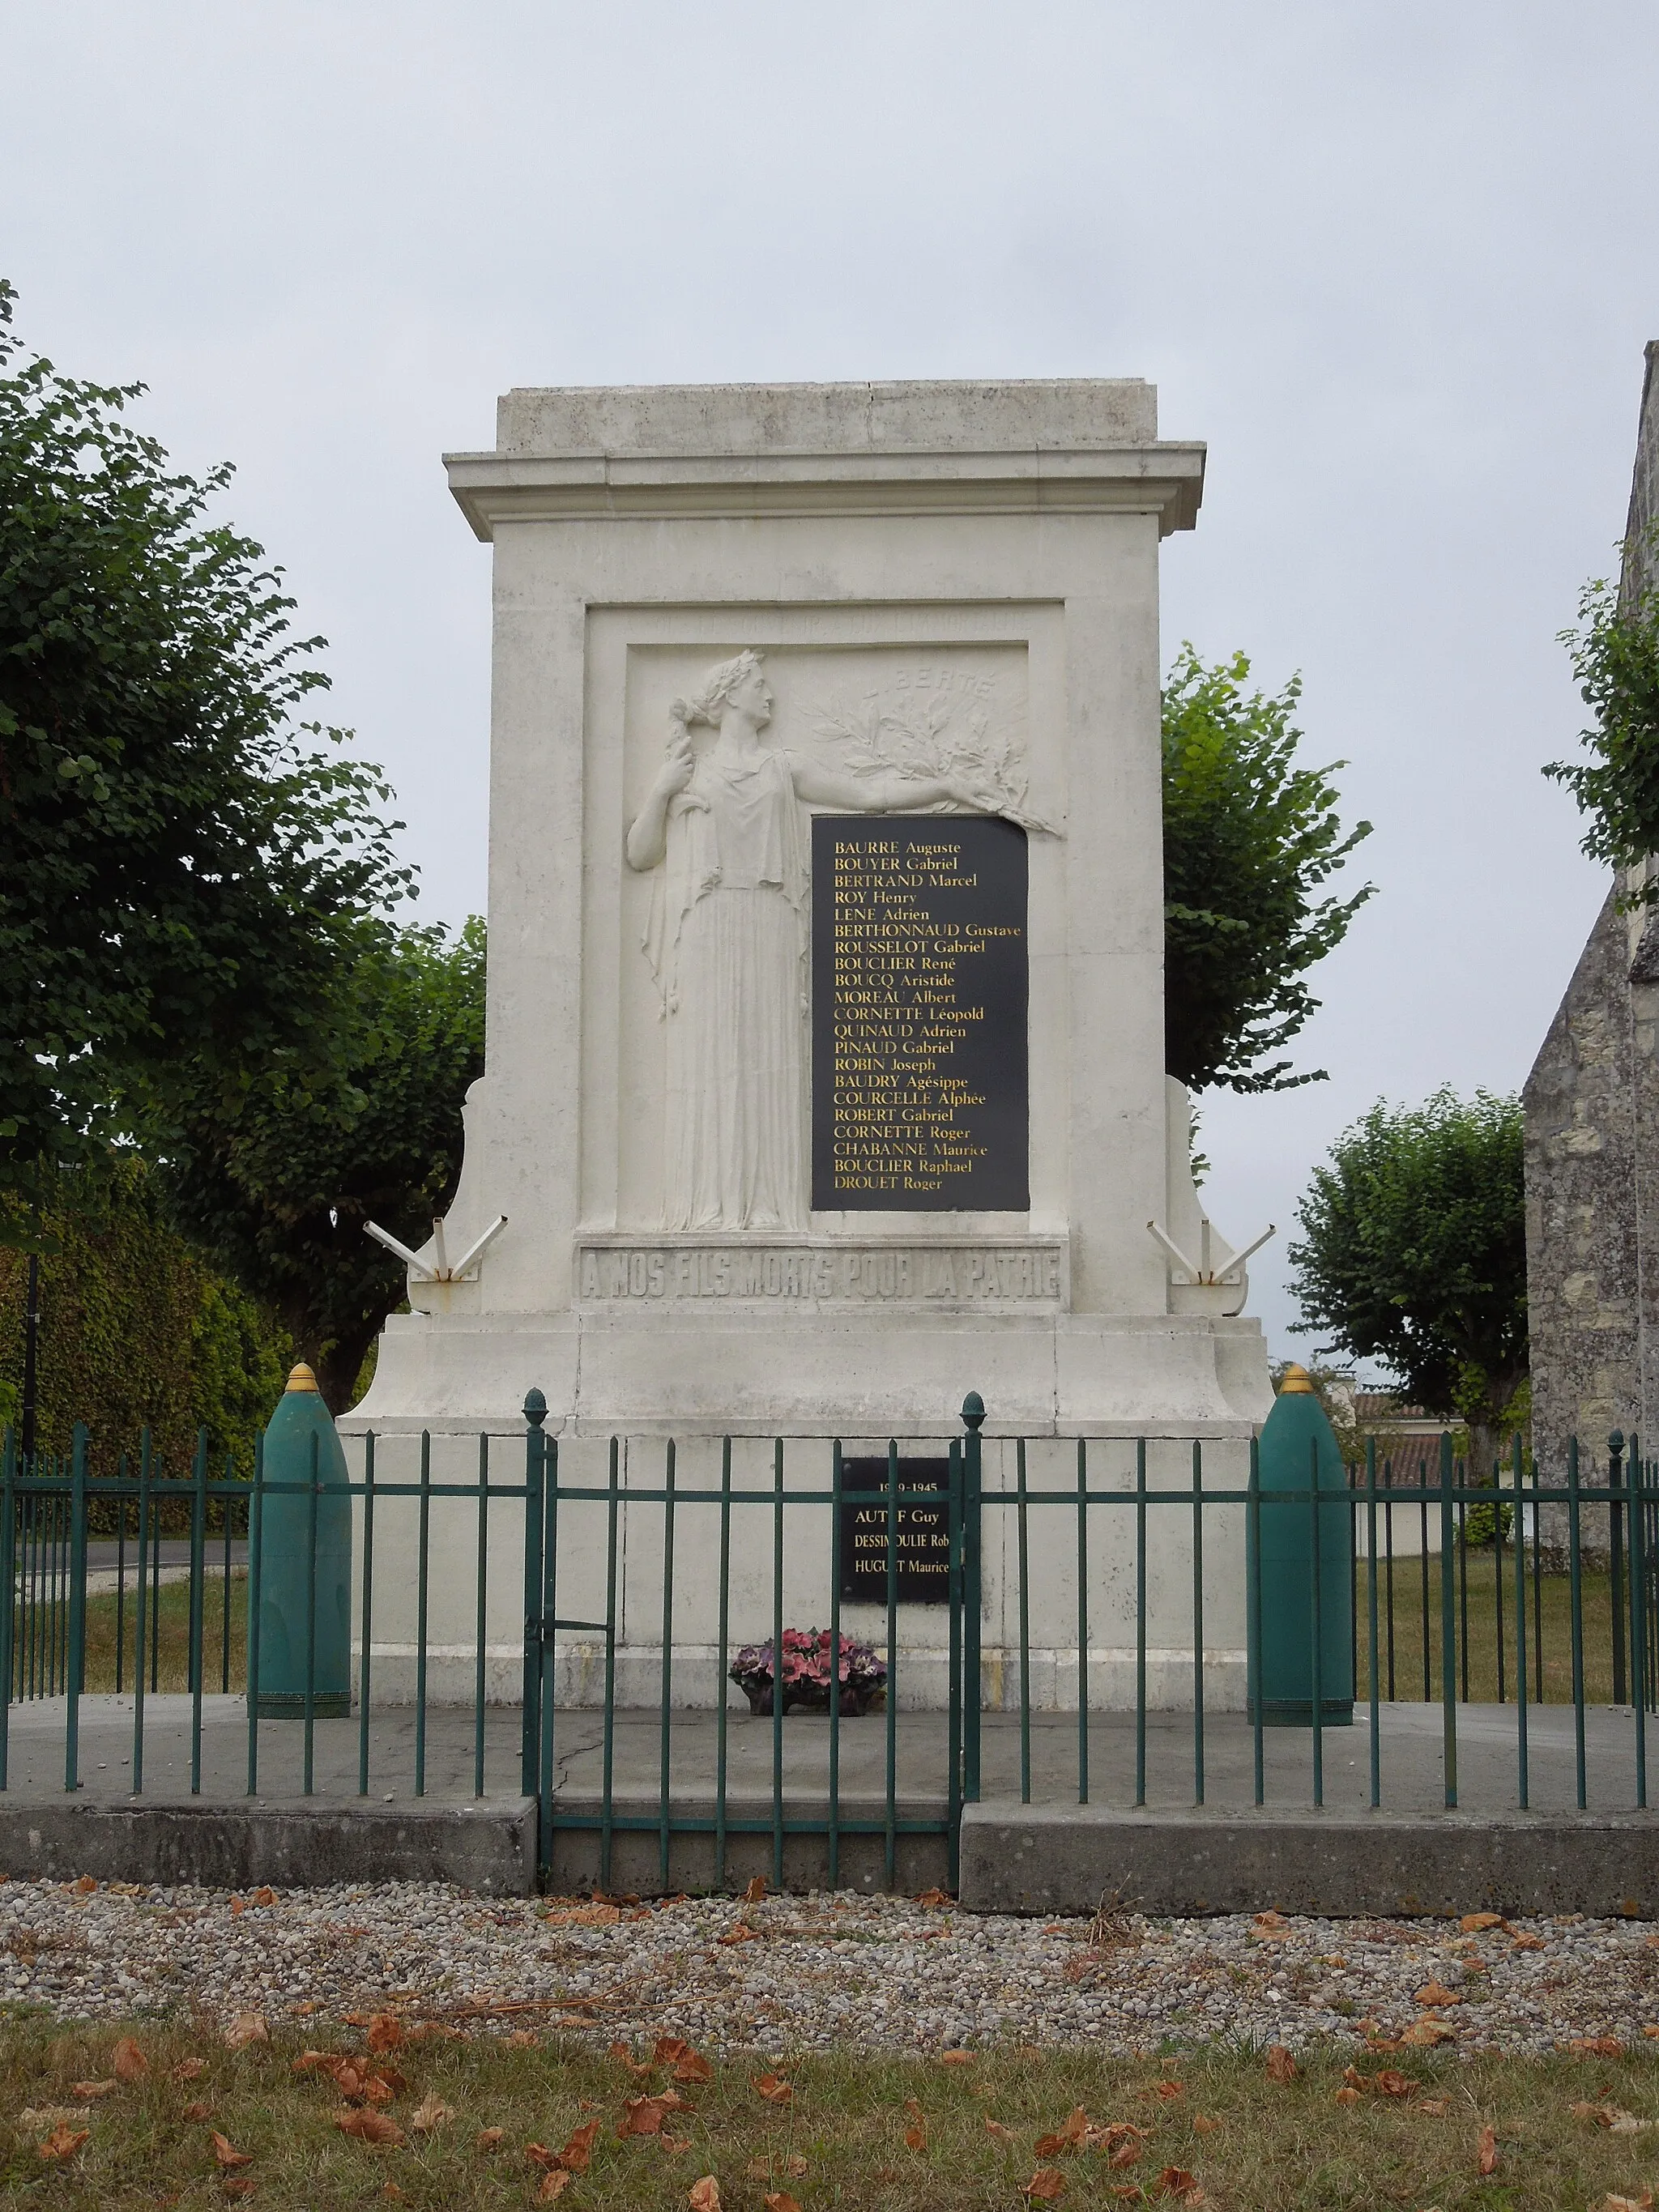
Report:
0,1796,535,1894
958,1802,1659,1919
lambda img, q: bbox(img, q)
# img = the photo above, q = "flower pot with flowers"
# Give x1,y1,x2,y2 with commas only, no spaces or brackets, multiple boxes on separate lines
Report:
729,1630,888,1717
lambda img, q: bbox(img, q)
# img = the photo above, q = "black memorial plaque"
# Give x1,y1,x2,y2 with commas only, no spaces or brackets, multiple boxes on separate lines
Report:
811,816,1029,1211
838,1458,952,1605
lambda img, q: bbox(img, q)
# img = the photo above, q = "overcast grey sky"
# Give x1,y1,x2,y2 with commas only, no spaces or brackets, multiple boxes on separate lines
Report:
6,2,1655,1366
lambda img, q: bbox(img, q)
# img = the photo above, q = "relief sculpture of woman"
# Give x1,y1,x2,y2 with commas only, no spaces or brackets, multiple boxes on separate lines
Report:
625,650,981,1231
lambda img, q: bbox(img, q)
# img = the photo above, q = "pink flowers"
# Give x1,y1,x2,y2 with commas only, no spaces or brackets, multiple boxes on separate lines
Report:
731,1631,886,1707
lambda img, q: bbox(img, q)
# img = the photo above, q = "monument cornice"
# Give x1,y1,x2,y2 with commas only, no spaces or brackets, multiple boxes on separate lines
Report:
443,445,1205,540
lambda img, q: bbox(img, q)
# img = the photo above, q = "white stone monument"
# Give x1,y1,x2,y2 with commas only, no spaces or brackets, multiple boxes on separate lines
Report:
346,379,1272,1713
356,378,1270,1441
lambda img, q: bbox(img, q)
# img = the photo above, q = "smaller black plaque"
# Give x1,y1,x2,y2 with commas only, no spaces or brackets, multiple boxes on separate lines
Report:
838,1458,952,1605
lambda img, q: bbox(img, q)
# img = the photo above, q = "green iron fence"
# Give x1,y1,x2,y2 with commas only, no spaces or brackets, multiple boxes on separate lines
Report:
2,1400,1657,1894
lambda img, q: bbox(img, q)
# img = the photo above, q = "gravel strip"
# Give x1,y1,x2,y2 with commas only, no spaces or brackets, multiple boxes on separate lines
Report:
3,1878,1659,2059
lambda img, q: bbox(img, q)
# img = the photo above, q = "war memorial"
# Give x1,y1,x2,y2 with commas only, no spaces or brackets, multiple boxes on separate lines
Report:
346,377,1273,1714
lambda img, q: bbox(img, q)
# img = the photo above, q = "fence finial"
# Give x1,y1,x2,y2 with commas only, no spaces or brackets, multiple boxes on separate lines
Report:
1277,1363,1316,1395
284,1364,320,1395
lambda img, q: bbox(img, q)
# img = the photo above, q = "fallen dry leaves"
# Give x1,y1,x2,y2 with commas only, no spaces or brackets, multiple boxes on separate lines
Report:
747,2153,808,2181
476,2126,504,2151
36,2122,88,2163
1571,2101,1650,2133
762,2195,803,2212
170,2057,207,2082
69,2078,116,2099
1568,2035,1627,2057
1606,2194,1655,2210
916,1886,953,1908
558,2119,602,2172
743,1875,767,1903
181,2099,211,2122
903,2096,928,2150
1414,1980,1462,2008
619,2091,693,2138
536,2173,573,2202
752,2073,792,2105
1265,2044,1297,2084
211,2130,254,2171
1461,1911,1506,1933
1021,2168,1067,2201
410,2094,453,2133
224,2012,269,2050
1154,2169,1205,2206
1475,2123,1499,2176
336,2106,404,2146
689,2180,723,2211
1192,2114,1221,2134
112,2035,148,2082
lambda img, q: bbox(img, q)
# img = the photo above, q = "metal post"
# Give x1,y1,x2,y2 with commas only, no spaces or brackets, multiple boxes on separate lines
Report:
657,1439,675,1894
1631,1443,1647,1807
1439,1432,1457,1809
945,1437,962,1894
415,1431,431,1796
1512,1433,1528,1809
246,1432,263,1797
1365,1438,1380,1808
826,1439,841,1893
1308,1434,1323,1808
1074,1439,1089,1805
540,1436,559,1889
190,1429,207,1795
1568,1437,1587,1809
1017,1440,1030,1804
1137,1438,1149,1808
884,1439,898,1889
302,1430,318,1797
520,1390,547,1801
714,1440,729,1892
1610,1432,1627,1707
1192,1439,1205,1806
473,1433,488,1800
603,1438,621,1890
1247,1435,1262,1807
133,1437,150,1793
962,1394,984,1805
772,1438,786,1892
65,1424,87,1792
356,1434,374,1796
0,1427,15,1786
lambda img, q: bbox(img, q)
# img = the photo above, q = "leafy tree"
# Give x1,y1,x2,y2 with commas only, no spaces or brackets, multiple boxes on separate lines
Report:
157,918,486,1413
1544,535,1659,901
1162,645,1373,1092
0,1156,289,1478
1287,1088,1527,1477
0,282,412,1236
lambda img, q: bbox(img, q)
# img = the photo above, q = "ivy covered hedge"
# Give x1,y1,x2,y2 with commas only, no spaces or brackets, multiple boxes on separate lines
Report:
0,1157,289,1479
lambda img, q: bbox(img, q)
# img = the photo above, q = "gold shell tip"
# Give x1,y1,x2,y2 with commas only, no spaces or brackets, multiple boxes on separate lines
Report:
1277,1363,1315,1394
285,1363,320,1394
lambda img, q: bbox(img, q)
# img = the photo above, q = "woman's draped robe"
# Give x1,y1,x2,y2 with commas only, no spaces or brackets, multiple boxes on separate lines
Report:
642,746,810,1230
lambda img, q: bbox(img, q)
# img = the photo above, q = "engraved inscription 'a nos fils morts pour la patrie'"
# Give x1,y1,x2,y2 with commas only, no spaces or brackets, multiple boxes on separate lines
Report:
624,649,1037,1230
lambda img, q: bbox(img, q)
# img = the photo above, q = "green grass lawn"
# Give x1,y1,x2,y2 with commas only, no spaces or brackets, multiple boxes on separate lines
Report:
1,2018,1657,2208
1358,1554,1624,1709
11,1572,247,1699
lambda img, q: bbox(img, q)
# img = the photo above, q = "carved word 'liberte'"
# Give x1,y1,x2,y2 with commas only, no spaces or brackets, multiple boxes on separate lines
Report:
579,1247,1061,1302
